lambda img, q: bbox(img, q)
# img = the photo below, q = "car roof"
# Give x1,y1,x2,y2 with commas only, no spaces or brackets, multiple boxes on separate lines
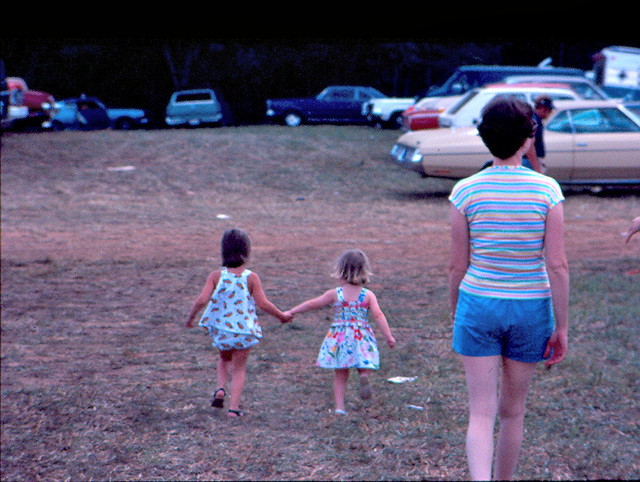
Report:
551,99,627,109
480,83,575,92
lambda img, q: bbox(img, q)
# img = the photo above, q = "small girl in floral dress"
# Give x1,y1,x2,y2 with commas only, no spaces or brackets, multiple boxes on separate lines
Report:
285,249,395,415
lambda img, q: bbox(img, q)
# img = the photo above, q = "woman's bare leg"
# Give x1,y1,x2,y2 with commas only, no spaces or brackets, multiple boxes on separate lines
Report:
461,355,501,481
493,358,537,480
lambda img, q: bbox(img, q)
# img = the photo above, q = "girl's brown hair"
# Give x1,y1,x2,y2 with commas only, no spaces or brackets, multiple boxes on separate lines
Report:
221,229,251,268
332,249,372,285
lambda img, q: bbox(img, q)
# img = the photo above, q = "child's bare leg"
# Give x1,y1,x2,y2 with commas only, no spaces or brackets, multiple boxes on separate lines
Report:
216,350,232,392
493,358,536,480
357,368,372,399
333,369,350,412
461,355,500,481
227,348,251,416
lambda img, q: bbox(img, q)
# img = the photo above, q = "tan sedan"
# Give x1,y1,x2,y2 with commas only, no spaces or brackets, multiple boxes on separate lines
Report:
391,100,640,186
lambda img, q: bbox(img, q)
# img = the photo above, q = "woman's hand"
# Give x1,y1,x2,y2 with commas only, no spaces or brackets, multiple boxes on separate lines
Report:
543,329,568,368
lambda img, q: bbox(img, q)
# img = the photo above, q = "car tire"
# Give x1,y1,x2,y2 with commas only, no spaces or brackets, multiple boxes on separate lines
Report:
115,117,134,130
389,112,403,129
283,111,303,127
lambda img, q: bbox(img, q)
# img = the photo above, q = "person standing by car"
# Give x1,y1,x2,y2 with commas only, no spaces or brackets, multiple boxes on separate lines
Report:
448,97,569,480
523,95,554,173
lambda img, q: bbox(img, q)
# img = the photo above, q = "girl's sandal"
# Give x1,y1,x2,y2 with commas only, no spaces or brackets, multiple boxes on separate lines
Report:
227,409,245,418
211,388,226,408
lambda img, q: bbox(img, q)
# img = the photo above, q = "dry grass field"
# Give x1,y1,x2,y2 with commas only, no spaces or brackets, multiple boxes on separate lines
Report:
1,125,639,480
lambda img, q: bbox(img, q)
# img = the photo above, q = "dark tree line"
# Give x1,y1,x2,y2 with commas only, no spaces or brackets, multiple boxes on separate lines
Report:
1,39,611,126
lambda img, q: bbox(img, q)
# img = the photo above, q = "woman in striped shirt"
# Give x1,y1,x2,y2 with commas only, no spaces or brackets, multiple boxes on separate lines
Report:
448,97,569,481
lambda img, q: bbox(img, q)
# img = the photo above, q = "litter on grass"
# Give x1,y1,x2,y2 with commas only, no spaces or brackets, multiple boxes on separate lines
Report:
387,376,418,384
216,214,230,219
406,404,424,410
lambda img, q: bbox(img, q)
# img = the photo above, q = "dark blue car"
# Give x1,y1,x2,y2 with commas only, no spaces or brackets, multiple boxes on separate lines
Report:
266,86,387,126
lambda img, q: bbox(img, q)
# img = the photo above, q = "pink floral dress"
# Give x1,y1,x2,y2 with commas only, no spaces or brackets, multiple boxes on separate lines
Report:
198,268,262,351
317,287,380,369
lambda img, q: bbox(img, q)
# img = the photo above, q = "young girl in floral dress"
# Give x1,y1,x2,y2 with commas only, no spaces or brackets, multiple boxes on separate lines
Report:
186,229,292,417
285,249,395,415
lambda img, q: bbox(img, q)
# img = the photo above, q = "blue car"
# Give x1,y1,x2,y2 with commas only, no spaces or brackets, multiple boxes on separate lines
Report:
266,86,387,126
43,96,149,131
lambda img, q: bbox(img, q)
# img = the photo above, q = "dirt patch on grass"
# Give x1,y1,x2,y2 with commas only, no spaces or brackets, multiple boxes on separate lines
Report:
2,127,639,480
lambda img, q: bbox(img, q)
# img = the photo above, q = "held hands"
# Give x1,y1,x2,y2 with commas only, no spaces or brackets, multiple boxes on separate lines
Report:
280,311,295,324
543,329,568,368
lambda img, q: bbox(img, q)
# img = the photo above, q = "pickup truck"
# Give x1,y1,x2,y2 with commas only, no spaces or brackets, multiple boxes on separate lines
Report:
266,85,386,126
43,96,148,131
362,96,417,129
4,77,57,130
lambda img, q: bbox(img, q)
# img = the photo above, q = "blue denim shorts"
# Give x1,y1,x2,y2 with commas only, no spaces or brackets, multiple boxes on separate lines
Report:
452,290,554,363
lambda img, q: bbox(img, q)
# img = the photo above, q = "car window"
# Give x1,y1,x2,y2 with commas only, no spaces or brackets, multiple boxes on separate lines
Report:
548,93,577,101
77,100,101,110
175,92,213,103
547,111,573,133
570,84,607,100
323,89,354,101
571,108,640,133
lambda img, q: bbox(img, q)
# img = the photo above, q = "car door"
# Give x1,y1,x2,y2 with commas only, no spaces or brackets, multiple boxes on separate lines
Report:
75,100,110,130
543,110,577,182
569,107,640,181
316,87,361,122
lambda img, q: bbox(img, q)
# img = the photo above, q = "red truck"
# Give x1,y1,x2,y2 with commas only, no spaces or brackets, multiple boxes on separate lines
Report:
5,77,56,130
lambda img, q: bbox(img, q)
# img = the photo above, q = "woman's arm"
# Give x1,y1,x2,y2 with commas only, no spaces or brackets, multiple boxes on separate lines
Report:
543,202,569,367
186,270,220,327
248,272,292,323
448,204,470,319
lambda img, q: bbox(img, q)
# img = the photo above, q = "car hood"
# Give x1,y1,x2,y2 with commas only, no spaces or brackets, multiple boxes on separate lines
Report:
373,97,415,104
397,127,489,156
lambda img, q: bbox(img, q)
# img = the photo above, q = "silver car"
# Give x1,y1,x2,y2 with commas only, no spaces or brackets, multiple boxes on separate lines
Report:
391,100,640,186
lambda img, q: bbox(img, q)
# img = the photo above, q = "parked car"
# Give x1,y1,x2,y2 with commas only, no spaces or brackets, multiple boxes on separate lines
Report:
390,100,640,187
165,89,229,127
4,77,57,130
43,96,148,131
438,83,583,128
503,75,610,100
401,95,464,131
424,63,585,98
266,86,386,126
362,95,416,129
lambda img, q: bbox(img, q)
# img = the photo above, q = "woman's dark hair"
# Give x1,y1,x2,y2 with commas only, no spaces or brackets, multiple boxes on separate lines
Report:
477,96,537,160
221,229,251,268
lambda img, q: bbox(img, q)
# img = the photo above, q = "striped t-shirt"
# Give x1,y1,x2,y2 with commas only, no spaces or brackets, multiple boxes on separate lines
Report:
449,165,564,299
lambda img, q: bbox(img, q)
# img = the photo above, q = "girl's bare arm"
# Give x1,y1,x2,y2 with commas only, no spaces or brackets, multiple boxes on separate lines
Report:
186,270,220,327
367,291,395,349
286,289,336,316
248,272,292,323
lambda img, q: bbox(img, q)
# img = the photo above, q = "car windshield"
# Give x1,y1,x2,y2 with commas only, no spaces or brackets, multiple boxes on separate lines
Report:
446,90,479,114
362,87,386,99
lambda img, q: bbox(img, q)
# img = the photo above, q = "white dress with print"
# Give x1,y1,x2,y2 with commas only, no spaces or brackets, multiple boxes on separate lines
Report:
199,268,262,350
